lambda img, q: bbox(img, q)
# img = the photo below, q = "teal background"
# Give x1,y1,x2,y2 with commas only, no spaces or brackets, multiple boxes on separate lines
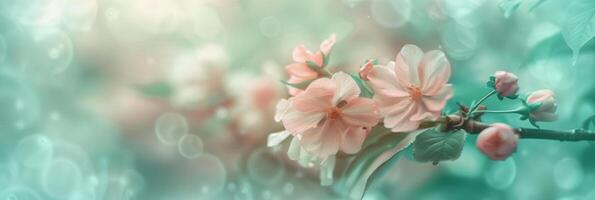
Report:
0,0,594,199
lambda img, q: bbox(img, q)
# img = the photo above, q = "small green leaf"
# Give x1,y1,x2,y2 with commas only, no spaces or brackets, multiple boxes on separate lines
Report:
582,115,595,130
137,82,173,98
280,80,312,90
499,0,523,18
306,61,321,70
323,52,330,67
561,0,595,65
348,73,374,98
413,129,465,164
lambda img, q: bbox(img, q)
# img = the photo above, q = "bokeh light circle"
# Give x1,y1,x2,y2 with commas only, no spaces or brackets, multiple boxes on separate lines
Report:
441,21,478,60
0,70,41,134
14,134,54,169
177,134,204,159
155,112,188,145
61,0,98,31
22,29,74,75
259,16,281,38
370,0,412,28
0,186,41,200
190,154,226,197
484,158,517,190
246,148,285,185
41,158,82,198
553,157,583,190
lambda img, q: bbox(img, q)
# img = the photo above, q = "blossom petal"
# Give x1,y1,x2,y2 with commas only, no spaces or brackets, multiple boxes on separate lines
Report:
320,34,337,55
267,131,291,147
282,110,325,133
395,44,424,86
367,64,409,98
285,63,318,80
274,99,290,122
422,84,453,112
340,127,368,154
332,72,361,104
292,45,311,63
383,102,421,132
293,78,335,112
301,119,345,159
419,50,451,95
341,98,379,127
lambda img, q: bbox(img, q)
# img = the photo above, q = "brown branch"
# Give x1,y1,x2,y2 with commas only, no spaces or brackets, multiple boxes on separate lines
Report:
444,115,595,141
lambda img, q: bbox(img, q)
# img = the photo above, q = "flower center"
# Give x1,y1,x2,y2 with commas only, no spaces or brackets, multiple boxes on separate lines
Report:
327,107,342,120
408,86,422,101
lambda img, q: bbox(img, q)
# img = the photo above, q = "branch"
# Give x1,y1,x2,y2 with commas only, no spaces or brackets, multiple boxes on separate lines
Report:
444,115,595,141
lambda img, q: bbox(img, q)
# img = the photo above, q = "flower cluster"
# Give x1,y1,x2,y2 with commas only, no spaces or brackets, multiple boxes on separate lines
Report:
268,35,562,190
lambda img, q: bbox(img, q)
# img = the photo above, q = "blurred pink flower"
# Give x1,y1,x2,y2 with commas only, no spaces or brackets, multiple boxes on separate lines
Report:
493,71,519,98
527,89,558,122
275,72,379,158
476,123,518,160
359,59,375,81
285,34,336,96
367,44,452,132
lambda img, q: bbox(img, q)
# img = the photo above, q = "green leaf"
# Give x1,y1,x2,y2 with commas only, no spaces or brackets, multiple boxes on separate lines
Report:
137,82,173,98
280,79,313,90
339,129,426,199
499,0,546,18
582,115,595,130
499,0,523,18
413,129,465,164
348,73,374,98
561,0,595,64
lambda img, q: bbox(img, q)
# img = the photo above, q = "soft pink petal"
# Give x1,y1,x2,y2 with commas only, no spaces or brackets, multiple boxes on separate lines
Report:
384,101,416,129
340,127,368,154
293,78,335,112
367,64,409,98
419,50,451,95
301,119,346,158
331,72,361,104
341,98,379,127
285,63,318,80
422,84,453,112
320,34,337,55
395,44,424,86
308,51,325,67
282,109,325,133
274,99,290,122
292,45,311,63
410,102,436,121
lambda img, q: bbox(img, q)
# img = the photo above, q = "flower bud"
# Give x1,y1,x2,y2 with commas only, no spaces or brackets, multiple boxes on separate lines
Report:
358,59,375,81
492,71,519,98
526,89,558,122
476,123,518,160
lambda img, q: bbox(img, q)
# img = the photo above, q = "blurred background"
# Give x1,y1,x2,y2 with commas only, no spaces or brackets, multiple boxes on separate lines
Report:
0,0,594,199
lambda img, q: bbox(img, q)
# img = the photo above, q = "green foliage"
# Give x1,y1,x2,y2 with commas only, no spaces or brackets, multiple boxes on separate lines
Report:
349,73,374,98
561,0,595,63
498,0,546,18
339,128,424,199
280,79,313,90
582,115,595,130
413,129,465,164
137,82,173,98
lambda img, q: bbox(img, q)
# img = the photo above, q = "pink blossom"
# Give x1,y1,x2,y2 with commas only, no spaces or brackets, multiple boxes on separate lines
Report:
527,89,558,122
493,71,519,98
285,34,336,96
367,44,453,132
275,72,379,158
476,123,518,160
359,59,375,81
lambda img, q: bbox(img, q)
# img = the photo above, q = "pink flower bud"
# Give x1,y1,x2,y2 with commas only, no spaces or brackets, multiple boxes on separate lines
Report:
358,59,375,81
494,71,519,98
527,89,558,122
476,123,518,160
